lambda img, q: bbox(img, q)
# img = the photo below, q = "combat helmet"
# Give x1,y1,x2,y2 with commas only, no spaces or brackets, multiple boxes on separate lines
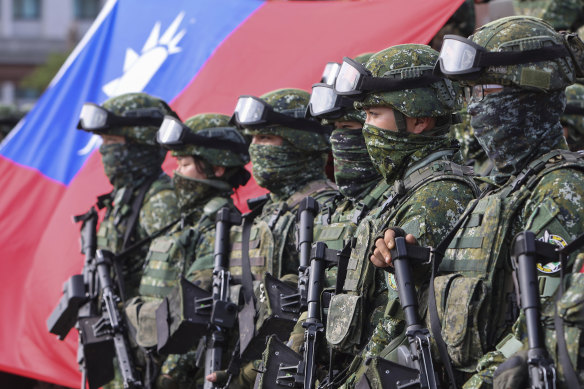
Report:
162,113,250,167
231,88,331,152
435,16,579,92
78,92,177,146
351,44,462,119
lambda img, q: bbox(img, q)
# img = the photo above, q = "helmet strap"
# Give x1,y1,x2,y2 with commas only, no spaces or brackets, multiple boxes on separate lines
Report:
394,110,408,133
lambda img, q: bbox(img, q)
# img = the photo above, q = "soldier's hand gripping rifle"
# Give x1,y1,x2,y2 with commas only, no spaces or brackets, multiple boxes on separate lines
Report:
511,231,558,389
358,232,438,389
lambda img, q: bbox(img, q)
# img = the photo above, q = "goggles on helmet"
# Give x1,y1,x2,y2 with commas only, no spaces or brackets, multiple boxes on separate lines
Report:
435,34,570,78
157,115,249,157
334,56,442,98
77,102,164,131
321,62,341,85
229,95,330,134
306,83,355,119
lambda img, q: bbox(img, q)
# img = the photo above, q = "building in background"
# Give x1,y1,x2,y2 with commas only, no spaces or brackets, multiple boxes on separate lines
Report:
0,0,103,108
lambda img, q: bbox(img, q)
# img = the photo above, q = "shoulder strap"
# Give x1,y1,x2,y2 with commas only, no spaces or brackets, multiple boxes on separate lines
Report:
122,174,160,250
287,179,337,209
351,181,391,224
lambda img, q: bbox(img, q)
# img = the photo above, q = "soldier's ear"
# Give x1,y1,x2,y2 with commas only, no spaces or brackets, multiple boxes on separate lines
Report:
407,117,436,134
213,165,226,178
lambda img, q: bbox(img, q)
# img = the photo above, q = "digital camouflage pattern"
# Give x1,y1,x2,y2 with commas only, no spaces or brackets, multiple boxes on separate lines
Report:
514,0,584,30
356,44,462,118
465,269,584,388
242,88,330,152
562,83,584,151
330,127,381,200
171,113,250,167
248,143,328,199
469,88,568,184
363,123,457,184
466,16,576,92
101,92,176,145
99,142,166,188
450,105,492,176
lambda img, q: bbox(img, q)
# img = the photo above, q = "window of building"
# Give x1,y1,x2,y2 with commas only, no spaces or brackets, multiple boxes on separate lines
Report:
13,0,41,20
73,0,100,20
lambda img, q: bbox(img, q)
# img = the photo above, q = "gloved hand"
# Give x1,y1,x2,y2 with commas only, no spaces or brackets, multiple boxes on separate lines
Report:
493,350,528,389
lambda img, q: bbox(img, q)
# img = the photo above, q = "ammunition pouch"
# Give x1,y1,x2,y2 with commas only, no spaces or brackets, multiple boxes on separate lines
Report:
431,274,488,370
326,293,363,354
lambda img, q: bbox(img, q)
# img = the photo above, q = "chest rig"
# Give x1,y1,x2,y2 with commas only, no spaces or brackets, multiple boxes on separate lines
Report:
138,197,228,301
326,157,478,356
435,149,584,371
228,179,338,282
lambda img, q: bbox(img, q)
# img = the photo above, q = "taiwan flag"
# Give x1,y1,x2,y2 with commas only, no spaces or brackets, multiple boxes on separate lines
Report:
0,0,464,386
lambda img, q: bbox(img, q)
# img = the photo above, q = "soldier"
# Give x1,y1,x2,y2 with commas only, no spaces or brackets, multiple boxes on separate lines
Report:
77,92,180,388
514,0,584,31
323,44,479,388
191,88,337,387
391,15,584,387
122,113,251,389
561,83,584,151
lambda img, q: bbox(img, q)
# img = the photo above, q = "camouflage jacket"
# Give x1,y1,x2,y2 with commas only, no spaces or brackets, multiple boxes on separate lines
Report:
97,173,179,300
327,150,479,388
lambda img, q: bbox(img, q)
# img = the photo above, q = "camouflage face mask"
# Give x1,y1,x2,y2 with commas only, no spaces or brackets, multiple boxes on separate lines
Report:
330,128,381,200
362,123,452,184
249,143,326,198
469,88,567,184
99,142,164,188
172,171,219,213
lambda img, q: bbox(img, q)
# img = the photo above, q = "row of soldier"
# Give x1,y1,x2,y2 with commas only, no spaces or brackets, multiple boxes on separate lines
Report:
51,15,584,389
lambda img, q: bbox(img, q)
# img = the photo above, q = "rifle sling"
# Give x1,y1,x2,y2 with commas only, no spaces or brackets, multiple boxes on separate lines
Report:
238,202,265,356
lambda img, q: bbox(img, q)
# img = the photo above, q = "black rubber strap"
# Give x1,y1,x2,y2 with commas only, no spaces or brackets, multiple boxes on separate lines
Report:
238,203,264,356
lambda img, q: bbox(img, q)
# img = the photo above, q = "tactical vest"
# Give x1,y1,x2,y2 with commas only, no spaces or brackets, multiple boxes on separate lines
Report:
228,179,338,283
434,149,584,371
96,174,174,298
138,196,229,301
326,157,479,356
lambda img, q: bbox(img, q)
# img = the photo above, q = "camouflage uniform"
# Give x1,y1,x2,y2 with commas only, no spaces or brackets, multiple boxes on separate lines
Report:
77,93,180,389
450,105,493,176
324,45,479,388
434,16,584,387
187,89,337,388
0,104,26,142
120,114,250,389
561,83,584,151
514,0,584,31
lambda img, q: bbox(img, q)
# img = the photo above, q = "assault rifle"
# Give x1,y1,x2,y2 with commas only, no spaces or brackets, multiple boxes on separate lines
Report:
512,231,557,389
256,241,344,388
47,207,142,389
241,197,320,360
155,207,241,388
357,235,438,389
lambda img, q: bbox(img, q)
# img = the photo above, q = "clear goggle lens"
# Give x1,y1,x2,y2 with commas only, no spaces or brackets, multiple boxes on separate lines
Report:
234,97,265,124
439,38,478,73
157,116,183,144
310,85,337,115
321,62,341,85
335,61,361,94
79,104,108,130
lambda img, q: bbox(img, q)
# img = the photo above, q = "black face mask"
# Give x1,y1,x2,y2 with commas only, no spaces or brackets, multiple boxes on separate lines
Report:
469,88,568,183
